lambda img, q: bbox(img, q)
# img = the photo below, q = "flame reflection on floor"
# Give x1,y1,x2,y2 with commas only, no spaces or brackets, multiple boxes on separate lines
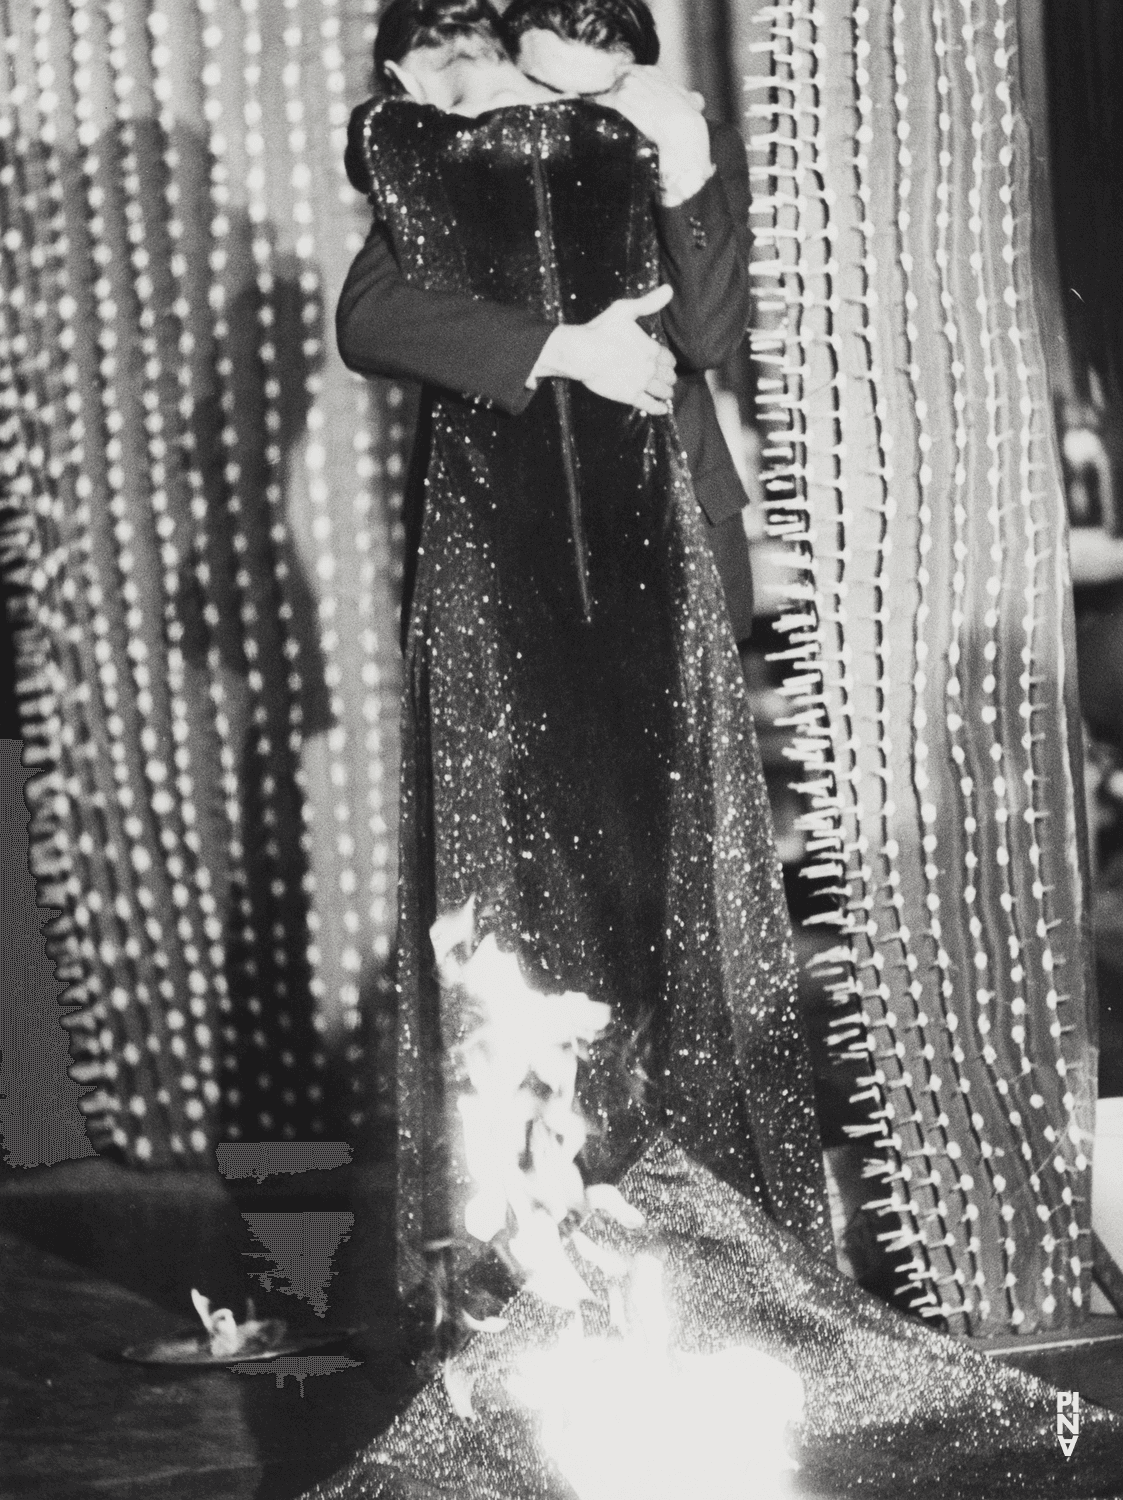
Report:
507,1254,804,1500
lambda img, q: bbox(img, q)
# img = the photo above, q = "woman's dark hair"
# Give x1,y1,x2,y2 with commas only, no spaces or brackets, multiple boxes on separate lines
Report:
502,0,660,67
373,0,510,93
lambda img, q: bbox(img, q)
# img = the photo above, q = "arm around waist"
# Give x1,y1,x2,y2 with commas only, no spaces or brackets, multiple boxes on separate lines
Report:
336,222,555,417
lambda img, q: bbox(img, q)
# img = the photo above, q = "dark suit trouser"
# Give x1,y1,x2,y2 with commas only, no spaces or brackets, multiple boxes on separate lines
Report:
704,509,754,645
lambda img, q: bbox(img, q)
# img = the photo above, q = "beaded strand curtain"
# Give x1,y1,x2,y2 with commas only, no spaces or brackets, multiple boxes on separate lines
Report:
735,0,1096,1336
0,0,409,1164
0,0,708,1170
1,0,1100,1342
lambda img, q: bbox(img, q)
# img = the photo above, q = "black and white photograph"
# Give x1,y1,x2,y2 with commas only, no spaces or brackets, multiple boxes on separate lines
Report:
2,1,1123,1495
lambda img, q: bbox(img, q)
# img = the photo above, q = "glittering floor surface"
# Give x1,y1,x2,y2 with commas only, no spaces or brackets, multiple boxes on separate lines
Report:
302,1138,1123,1500
1,1148,1122,1500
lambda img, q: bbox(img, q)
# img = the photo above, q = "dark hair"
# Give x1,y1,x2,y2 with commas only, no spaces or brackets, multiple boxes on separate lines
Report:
373,0,510,93
502,0,659,67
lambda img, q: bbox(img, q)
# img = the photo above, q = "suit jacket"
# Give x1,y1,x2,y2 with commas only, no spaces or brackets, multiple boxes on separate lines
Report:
338,114,753,648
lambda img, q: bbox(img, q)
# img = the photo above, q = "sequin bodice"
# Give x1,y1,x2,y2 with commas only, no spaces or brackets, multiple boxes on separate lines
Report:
354,97,662,327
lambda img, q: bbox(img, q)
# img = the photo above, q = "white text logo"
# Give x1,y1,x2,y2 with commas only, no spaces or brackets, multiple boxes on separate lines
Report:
1057,1390,1081,1458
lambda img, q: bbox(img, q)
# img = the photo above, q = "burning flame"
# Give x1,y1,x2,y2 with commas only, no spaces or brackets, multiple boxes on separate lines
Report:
190,1289,282,1358
434,902,803,1496
509,1254,804,1500
432,900,640,1310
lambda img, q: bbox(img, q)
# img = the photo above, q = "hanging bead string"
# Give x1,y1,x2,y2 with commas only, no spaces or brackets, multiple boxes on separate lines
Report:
145,0,249,1102
350,392,394,961
889,0,981,1310
746,6,861,932
252,0,310,1140
957,0,1039,1112
195,0,330,1137
990,0,1088,1316
102,0,226,1158
319,0,353,150
313,0,405,1122
798,12,886,1085
0,20,69,844
745,0,1083,1333
977,0,1079,1314
313,0,395,1130
778,4,871,940
65,0,219,1159
745,8,817,716
288,0,358,1124
8,0,175,1152
745,0,875,1076
839,0,953,1322
353,2,407,1120
744,29,825,668
929,0,1029,1322
873,0,994,1323
3,0,406,1154
747,7,903,1294
0,20,101,1074
923,0,1079,1326
27,0,112,954
193,0,284,1137
374,374,408,764
944,0,1047,1324
962,0,1054,1305
0,6,79,844
16,0,197,1158
774,23,872,974
278,0,365,1133
356,0,409,615
914,0,1017,1323
282,0,350,997
71,0,167,1153
1,0,104,1055
229,0,328,1136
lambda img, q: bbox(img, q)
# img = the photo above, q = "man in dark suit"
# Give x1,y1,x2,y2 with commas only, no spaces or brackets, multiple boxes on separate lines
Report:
337,0,754,651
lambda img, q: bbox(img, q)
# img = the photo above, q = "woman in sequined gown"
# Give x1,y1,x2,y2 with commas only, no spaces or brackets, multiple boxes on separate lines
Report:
346,0,832,1308
301,9,1123,1499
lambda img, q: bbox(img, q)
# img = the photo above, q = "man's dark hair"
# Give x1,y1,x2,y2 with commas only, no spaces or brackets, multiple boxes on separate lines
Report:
502,0,660,67
373,0,510,93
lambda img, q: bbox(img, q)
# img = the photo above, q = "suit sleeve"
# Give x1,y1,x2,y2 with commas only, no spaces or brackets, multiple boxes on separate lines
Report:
336,221,555,417
653,121,751,374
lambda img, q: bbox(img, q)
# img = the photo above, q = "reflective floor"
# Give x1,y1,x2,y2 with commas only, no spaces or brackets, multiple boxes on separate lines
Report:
1,1160,1121,1500
0,1162,410,1500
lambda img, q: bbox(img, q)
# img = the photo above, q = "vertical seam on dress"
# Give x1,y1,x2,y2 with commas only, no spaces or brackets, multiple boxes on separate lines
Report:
531,116,593,622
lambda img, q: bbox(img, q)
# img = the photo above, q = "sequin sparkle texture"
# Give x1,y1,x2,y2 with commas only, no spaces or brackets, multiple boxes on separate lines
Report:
344,94,833,1303
301,1138,1123,1499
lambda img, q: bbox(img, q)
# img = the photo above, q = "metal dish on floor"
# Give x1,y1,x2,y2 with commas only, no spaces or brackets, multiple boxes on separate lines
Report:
121,1323,361,1365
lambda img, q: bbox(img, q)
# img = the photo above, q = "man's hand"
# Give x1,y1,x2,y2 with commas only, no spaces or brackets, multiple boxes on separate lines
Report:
600,67,714,207
529,284,677,416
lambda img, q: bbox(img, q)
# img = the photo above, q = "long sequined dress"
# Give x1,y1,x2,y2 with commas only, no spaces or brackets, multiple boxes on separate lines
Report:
308,100,1123,1500
349,95,832,1297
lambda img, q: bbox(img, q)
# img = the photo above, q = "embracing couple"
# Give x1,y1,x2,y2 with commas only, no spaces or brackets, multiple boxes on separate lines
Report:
339,0,833,1319
302,5,1123,1495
